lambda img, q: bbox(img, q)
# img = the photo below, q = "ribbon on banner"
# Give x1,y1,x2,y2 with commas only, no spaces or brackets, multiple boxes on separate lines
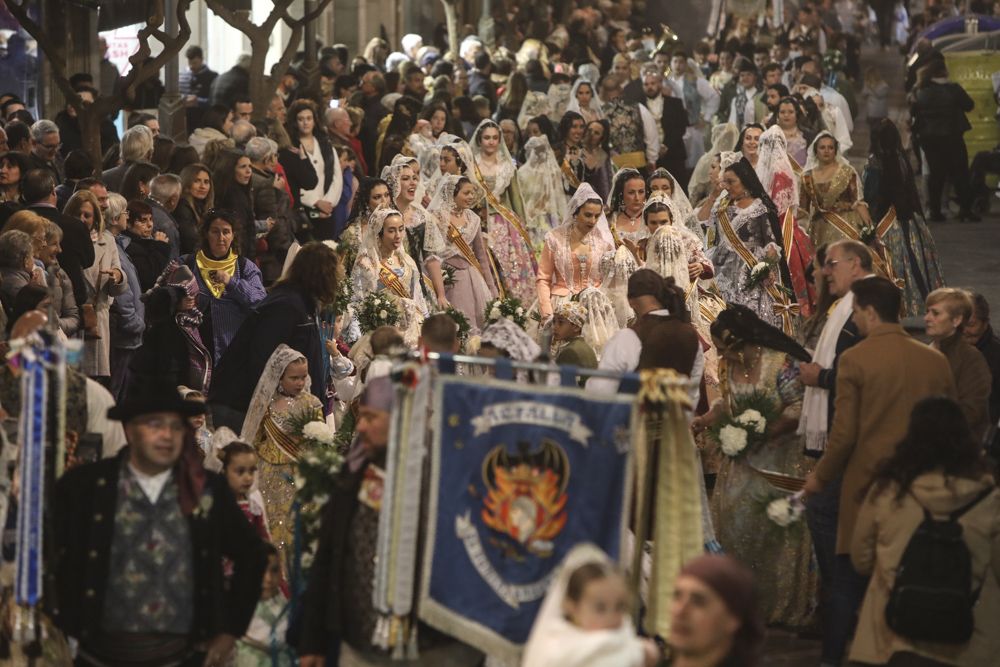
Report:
15,346,48,614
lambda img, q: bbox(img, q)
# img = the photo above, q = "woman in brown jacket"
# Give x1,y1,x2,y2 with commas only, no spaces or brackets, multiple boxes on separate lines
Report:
850,397,1000,666
924,288,993,441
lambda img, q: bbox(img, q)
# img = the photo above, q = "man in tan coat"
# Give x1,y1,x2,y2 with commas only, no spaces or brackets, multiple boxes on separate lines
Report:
804,276,956,665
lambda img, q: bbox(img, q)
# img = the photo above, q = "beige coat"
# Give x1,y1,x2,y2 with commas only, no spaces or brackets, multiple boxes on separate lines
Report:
935,333,993,442
850,473,1000,666
814,323,956,552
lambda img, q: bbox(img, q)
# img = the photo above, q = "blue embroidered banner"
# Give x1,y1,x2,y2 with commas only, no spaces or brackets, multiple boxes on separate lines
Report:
419,375,635,660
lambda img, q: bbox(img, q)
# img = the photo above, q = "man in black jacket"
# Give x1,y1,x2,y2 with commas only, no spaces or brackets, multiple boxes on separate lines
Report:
911,58,977,221
23,169,95,307
965,292,1000,425
51,383,267,666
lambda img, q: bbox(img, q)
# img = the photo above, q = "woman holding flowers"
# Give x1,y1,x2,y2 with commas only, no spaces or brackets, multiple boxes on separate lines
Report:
708,154,797,335
349,208,429,348
692,305,817,629
240,344,325,575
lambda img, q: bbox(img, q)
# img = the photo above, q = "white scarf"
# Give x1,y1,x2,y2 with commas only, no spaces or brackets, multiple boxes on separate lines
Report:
798,292,854,453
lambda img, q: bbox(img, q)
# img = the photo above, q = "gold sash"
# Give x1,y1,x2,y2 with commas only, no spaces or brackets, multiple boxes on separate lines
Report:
472,161,536,256
447,222,487,281
560,158,581,189
378,261,411,300
788,153,803,176
802,174,898,281
715,197,799,335
262,412,302,462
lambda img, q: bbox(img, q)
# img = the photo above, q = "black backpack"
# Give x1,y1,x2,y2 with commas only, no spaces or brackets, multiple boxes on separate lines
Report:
885,487,994,644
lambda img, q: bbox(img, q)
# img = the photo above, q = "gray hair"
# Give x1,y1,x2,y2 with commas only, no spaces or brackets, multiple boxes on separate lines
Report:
30,119,59,142
149,173,182,201
120,125,154,162
44,220,63,242
230,119,257,145
0,229,35,269
106,192,128,223
325,106,349,126
245,136,275,163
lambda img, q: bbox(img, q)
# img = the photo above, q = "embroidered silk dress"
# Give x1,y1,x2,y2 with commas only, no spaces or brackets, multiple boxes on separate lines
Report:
801,163,867,249
708,198,786,331
710,350,817,628
252,391,323,575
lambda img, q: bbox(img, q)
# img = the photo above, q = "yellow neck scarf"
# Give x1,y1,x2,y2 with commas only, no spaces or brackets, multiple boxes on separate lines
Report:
195,249,239,298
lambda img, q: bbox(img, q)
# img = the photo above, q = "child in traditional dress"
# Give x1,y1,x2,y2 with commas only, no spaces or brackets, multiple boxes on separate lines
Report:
179,386,213,460
523,545,661,667
240,345,324,575
234,544,294,666
552,301,597,382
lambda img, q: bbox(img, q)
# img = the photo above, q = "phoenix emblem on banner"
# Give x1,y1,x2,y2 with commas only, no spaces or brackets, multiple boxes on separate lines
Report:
479,439,569,558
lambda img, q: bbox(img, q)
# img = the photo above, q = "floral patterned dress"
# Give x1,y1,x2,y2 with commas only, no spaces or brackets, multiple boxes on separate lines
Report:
708,198,786,331
862,157,945,317
710,349,817,629
254,391,323,575
482,172,538,306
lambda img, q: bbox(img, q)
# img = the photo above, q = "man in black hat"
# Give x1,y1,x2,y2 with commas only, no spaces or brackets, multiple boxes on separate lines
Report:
51,384,267,667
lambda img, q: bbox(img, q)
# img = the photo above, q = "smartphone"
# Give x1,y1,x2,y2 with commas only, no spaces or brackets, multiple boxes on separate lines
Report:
329,99,340,109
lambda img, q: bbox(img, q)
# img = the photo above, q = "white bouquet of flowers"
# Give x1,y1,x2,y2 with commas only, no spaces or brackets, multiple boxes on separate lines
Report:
718,425,749,457
735,409,767,434
766,492,806,528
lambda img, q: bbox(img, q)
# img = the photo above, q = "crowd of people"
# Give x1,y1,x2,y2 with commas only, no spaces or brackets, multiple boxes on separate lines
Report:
0,0,998,665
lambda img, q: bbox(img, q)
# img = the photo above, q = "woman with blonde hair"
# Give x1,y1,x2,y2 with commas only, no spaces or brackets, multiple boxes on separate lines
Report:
67,189,126,380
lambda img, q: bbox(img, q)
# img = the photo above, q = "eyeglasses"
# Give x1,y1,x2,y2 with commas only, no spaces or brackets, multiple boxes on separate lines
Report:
822,259,841,269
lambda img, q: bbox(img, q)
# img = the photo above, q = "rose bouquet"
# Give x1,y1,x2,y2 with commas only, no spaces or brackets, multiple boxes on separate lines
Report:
357,292,402,333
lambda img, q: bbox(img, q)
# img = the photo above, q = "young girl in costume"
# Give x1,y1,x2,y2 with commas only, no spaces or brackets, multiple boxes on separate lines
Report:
522,544,660,667
240,345,324,574
234,544,294,666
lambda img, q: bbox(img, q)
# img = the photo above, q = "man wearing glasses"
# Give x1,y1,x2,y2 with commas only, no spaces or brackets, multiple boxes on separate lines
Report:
795,239,873,666
27,119,64,184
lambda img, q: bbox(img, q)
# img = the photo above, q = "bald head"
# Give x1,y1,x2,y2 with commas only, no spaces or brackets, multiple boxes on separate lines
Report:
326,106,352,136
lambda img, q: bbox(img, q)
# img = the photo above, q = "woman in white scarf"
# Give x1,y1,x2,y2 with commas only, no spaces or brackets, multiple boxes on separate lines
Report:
518,135,569,253
536,183,619,354
565,79,605,124
517,91,552,131
647,167,703,245
688,122,739,205
349,208,429,347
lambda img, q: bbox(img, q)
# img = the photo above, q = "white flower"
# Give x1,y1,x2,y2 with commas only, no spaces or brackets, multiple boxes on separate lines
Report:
379,309,388,320
303,420,335,445
736,409,766,434
766,497,804,527
750,261,769,278
515,306,524,316
719,425,748,457
489,306,502,321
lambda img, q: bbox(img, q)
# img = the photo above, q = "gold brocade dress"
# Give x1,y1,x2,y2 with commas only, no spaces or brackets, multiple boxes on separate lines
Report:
709,349,817,629
801,163,866,249
254,392,323,574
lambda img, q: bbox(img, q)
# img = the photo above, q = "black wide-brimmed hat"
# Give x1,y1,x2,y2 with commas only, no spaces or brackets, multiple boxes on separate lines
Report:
107,383,207,423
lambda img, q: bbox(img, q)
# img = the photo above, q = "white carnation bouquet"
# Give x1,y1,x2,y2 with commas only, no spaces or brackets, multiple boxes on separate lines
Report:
766,491,806,528
484,296,528,328
708,391,776,459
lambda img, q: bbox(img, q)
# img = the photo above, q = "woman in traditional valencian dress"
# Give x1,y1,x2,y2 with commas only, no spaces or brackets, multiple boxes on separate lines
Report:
471,119,538,305
240,344,324,574
606,168,649,262
647,167,704,246
756,125,816,316
800,131,874,249
341,177,391,274
350,208,429,347
564,79,604,124
693,305,817,628
537,183,619,352
382,157,449,308
862,119,945,316
518,135,569,254
709,154,797,335
427,174,498,331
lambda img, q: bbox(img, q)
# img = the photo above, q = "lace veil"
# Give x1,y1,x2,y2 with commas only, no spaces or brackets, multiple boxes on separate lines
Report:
564,181,614,249
689,122,739,195
565,79,605,120
756,125,799,215
240,344,311,443
804,130,853,172
518,135,568,225
517,91,552,131
471,119,517,195
481,317,541,361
